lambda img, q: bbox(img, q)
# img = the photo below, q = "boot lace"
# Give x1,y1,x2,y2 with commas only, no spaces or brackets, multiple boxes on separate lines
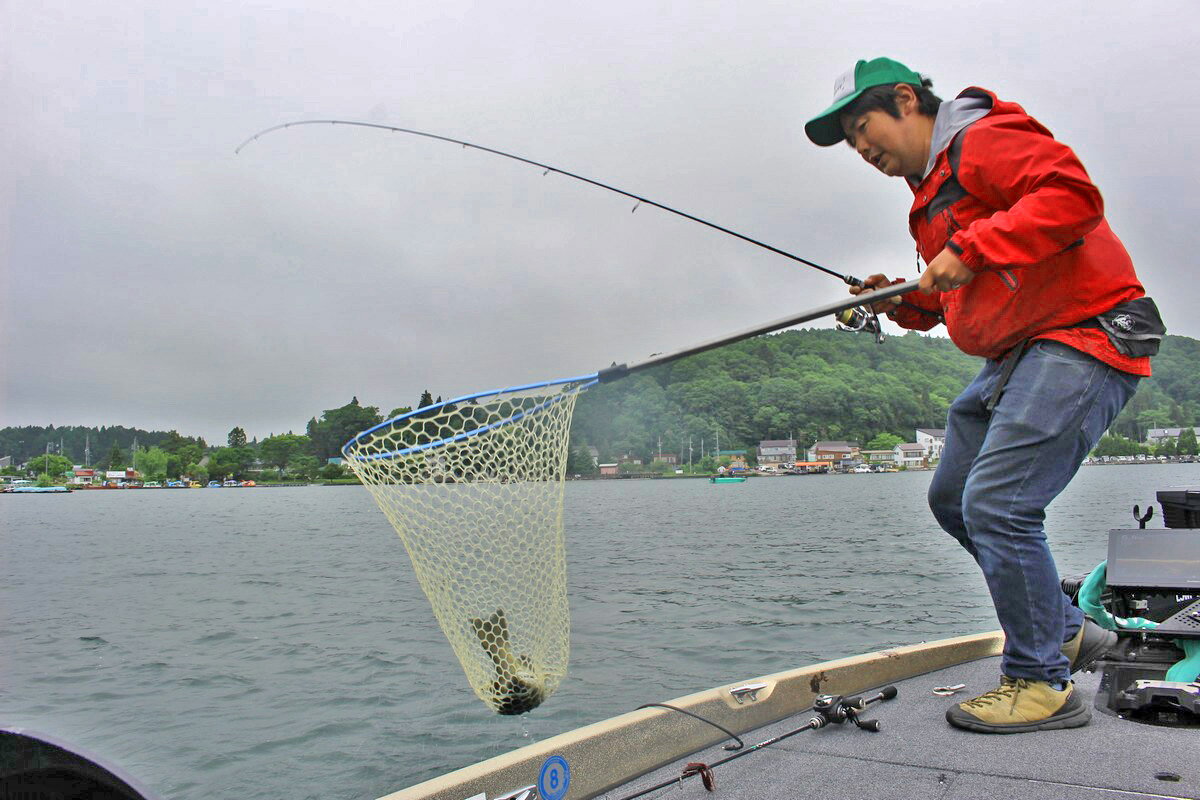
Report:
961,677,1028,712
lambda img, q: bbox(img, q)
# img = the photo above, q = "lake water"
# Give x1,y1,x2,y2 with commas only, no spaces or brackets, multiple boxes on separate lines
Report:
2,464,1195,799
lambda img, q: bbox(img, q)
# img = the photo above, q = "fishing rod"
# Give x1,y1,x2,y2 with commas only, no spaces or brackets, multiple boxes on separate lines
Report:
234,120,940,328
614,686,899,800
599,279,918,382
235,119,858,284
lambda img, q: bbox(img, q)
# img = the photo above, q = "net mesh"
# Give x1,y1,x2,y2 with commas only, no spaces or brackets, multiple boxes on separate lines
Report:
342,379,591,714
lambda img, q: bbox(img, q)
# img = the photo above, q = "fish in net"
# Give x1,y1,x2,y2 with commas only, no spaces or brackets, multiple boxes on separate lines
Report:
342,376,594,714
340,282,920,715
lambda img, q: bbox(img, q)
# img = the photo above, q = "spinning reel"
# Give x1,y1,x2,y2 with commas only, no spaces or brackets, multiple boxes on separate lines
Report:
835,304,885,343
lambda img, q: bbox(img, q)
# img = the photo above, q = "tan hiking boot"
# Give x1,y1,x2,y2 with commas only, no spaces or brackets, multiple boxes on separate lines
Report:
1062,618,1118,673
946,677,1091,733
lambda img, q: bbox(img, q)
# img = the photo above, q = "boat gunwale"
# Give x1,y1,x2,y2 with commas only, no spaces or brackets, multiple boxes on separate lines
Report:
377,630,1004,800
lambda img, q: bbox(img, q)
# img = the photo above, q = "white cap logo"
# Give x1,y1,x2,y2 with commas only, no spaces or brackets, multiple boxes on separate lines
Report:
833,68,856,101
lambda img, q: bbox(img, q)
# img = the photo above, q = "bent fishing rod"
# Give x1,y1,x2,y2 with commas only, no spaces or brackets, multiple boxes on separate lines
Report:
236,119,861,284
231,120,926,323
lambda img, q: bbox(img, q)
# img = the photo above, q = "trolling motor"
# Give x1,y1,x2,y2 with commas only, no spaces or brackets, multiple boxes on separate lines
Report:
1066,487,1200,728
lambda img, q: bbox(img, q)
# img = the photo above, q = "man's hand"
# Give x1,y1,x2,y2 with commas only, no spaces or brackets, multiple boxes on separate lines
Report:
849,274,903,313
919,248,975,294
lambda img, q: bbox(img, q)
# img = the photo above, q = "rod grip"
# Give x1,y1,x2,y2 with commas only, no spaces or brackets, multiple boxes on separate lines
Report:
597,363,629,383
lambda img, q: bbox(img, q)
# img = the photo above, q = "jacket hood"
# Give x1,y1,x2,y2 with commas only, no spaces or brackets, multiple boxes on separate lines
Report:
913,90,993,183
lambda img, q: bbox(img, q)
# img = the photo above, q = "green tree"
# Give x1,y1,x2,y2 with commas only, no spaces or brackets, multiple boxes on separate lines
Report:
133,446,169,481
865,432,904,451
103,441,126,470
260,434,312,469
207,447,256,480
307,398,383,459
1092,434,1147,457
227,427,248,448
319,462,346,480
185,463,208,484
28,453,72,478
566,444,598,476
287,454,321,481
1178,427,1198,456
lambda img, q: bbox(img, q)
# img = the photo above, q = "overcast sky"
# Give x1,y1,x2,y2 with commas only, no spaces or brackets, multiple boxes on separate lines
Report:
4,1,1197,444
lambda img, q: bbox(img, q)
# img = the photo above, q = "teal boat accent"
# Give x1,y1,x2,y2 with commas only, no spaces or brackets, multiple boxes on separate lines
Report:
709,476,746,484
1079,560,1199,682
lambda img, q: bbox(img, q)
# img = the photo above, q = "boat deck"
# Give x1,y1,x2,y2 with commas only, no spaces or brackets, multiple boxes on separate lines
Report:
604,655,1198,800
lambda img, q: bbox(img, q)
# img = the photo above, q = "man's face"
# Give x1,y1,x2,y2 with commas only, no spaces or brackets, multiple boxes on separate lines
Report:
840,99,928,180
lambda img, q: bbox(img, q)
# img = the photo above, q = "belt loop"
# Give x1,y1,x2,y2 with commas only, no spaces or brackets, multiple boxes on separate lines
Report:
986,339,1031,412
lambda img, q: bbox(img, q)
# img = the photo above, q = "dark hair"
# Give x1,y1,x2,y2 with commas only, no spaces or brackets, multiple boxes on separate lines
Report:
840,80,942,125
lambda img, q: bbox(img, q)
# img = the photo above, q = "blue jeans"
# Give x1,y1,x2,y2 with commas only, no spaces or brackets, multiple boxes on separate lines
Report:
928,340,1139,683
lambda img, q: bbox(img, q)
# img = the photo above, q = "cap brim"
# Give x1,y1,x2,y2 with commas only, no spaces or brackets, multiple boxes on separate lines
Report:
804,91,861,147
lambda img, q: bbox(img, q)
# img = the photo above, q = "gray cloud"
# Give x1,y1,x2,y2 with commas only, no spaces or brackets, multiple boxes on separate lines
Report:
5,0,1197,442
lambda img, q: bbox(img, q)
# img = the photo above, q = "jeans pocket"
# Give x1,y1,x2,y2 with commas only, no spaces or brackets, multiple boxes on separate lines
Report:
1030,339,1093,365
1080,370,1140,447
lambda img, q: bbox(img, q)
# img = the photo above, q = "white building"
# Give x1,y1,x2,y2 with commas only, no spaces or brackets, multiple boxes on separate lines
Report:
861,449,897,465
1146,427,1200,445
915,428,946,462
757,439,798,464
894,443,926,468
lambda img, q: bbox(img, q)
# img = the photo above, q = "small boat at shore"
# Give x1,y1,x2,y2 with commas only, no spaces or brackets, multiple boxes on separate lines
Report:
709,475,746,484
6,485,72,493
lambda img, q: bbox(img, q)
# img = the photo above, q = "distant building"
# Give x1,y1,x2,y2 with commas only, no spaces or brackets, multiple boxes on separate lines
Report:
71,468,97,486
598,463,619,476
861,449,897,465
807,441,860,462
894,443,926,468
716,450,748,471
0,456,10,469
1147,427,1200,445
652,453,679,465
757,439,798,464
915,428,946,461
586,446,600,466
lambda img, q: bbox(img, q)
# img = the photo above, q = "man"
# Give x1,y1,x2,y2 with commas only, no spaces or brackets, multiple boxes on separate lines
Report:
805,58,1162,732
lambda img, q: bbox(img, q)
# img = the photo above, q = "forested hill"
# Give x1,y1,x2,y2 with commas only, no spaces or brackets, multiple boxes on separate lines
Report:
4,333,1196,467
569,330,1200,462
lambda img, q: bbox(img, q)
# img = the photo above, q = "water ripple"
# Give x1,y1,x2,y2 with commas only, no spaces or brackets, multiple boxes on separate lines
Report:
2,466,1191,799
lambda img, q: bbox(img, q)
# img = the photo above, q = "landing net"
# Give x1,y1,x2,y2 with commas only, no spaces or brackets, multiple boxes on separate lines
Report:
342,375,597,714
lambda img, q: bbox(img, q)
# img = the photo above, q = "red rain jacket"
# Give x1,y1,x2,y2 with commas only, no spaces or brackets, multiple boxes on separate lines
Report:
889,88,1150,376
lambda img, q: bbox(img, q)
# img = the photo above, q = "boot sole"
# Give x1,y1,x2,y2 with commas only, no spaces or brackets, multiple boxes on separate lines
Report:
947,700,1091,734
1070,625,1118,673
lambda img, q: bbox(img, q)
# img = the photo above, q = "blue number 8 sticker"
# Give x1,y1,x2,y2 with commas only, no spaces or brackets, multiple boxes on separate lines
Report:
538,755,570,800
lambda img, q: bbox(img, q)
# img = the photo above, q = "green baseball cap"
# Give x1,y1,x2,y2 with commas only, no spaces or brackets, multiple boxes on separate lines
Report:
805,57,926,147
